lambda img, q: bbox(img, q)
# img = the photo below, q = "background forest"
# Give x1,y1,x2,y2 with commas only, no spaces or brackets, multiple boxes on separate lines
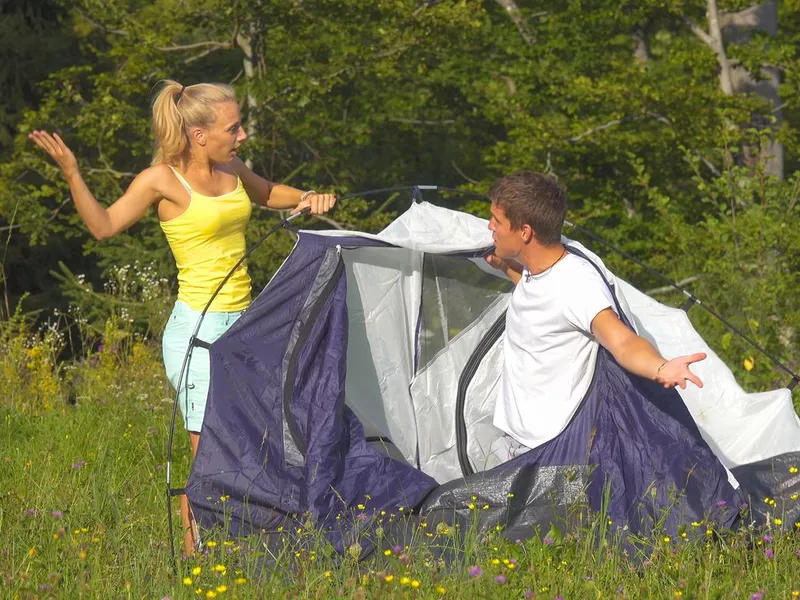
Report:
1,0,798,392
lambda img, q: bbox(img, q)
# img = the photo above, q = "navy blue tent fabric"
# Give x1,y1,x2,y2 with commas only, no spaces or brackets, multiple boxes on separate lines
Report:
423,250,743,541
186,233,437,551
423,346,743,542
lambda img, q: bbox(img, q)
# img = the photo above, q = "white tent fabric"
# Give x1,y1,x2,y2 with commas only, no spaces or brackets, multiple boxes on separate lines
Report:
308,201,800,484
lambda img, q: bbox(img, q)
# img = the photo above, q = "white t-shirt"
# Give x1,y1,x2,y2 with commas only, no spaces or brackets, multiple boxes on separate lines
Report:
493,252,618,450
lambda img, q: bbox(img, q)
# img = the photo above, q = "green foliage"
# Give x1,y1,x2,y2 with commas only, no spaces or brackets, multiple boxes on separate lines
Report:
0,0,798,389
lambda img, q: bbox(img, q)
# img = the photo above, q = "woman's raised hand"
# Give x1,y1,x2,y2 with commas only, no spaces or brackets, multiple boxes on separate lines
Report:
29,131,79,178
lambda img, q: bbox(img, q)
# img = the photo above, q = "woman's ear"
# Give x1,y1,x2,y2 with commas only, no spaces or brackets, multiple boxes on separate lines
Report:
190,127,206,147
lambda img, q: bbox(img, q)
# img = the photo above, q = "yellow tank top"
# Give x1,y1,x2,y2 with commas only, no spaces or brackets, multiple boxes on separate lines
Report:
160,167,252,312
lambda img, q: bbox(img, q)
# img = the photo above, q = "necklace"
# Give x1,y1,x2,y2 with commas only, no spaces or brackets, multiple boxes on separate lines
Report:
524,247,568,283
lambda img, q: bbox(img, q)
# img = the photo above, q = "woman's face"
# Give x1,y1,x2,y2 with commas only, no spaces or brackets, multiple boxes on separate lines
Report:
201,101,248,164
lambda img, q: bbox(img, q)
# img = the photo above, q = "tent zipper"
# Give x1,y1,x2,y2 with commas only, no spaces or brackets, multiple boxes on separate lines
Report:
455,311,506,477
282,253,345,461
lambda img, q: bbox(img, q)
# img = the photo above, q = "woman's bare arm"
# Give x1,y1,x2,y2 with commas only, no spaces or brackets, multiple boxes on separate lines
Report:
29,130,162,240
230,157,336,214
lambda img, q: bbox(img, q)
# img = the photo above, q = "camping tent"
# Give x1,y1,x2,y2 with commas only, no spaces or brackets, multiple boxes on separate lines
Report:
183,200,800,555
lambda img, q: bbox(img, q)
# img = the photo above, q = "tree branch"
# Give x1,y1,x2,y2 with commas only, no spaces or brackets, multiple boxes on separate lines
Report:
646,276,701,296
154,40,232,52
76,10,129,36
684,17,715,47
568,118,628,143
389,118,455,125
494,0,536,45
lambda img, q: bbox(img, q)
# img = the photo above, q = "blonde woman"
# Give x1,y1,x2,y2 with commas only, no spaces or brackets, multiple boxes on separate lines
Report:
29,80,336,556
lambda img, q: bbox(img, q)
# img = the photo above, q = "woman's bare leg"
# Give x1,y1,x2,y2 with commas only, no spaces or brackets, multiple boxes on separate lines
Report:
181,432,201,557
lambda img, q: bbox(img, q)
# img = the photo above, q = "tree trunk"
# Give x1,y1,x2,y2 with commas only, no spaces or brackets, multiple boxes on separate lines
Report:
721,1,783,179
236,26,260,170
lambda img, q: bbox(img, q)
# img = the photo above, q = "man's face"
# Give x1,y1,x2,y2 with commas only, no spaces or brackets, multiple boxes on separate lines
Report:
488,202,523,259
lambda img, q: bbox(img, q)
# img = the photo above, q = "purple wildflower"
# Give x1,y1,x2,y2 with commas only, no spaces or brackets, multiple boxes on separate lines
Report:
161,597,171,600
716,500,727,507
765,548,774,559
542,536,554,545
481,536,489,544
555,597,564,600
468,565,483,578
392,545,402,554
763,534,773,543
51,510,63,519
398,553,411,565
750,593,764,600
356,513,368,521
25,508,37,517
495,575,506,584
72,460,86,469
523,591,533,599
509,558,518,567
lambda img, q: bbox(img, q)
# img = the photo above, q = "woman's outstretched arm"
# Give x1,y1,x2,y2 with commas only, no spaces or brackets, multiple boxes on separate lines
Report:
29,130,162,240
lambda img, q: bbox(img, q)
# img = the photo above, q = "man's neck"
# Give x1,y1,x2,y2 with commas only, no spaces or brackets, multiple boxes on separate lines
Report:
519,242,566,275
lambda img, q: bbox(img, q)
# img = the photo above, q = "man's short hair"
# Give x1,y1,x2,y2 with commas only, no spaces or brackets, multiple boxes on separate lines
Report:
488,172,566,245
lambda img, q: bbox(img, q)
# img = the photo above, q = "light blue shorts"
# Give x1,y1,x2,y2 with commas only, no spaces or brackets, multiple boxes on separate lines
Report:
162,300,245,432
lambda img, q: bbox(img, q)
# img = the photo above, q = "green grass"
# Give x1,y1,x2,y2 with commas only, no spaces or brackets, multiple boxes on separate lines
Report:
2,364,800,599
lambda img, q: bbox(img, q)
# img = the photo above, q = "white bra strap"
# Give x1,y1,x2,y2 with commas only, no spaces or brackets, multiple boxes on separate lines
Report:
167,166,192,195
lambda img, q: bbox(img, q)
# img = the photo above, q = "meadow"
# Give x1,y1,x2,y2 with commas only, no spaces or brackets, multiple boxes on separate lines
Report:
2,315,800,600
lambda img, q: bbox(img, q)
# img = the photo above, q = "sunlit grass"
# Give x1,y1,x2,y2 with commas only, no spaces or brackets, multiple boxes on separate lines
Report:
2,333,800,598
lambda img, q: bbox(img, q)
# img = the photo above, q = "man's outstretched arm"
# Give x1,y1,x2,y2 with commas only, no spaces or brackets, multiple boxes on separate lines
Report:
591,308,706,389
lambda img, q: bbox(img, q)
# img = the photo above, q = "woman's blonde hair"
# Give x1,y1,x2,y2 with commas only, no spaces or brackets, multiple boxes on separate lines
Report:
150,80,237,165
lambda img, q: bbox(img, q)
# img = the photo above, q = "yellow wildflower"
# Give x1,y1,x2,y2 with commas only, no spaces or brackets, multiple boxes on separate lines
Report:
207,541,217,548
743,357,754,371
183,577,193,586
192,567,202,576
790,465,798,474
384,549,392,556
436,586,447,594
235,577,247,585
357,503,365,510
223,541,234,547
411,580,420,588
384,575,394,583
774,518,783,525
214,564,227,573
28,547,37,557
400,577,411,586
206,592,217,599
468,503,476,510
216,586,227,593
491,558,500,565
663,536,671,543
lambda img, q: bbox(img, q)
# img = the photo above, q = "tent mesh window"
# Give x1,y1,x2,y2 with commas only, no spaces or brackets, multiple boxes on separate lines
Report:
418,254,512,369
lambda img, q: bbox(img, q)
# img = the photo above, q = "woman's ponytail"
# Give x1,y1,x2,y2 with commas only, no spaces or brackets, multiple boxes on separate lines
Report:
150,80,236,166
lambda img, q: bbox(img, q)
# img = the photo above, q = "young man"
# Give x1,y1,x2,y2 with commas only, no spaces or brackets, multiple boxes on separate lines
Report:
485,172,706,452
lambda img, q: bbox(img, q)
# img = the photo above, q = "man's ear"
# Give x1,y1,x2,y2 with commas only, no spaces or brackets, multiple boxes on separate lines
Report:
521,224,534,244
